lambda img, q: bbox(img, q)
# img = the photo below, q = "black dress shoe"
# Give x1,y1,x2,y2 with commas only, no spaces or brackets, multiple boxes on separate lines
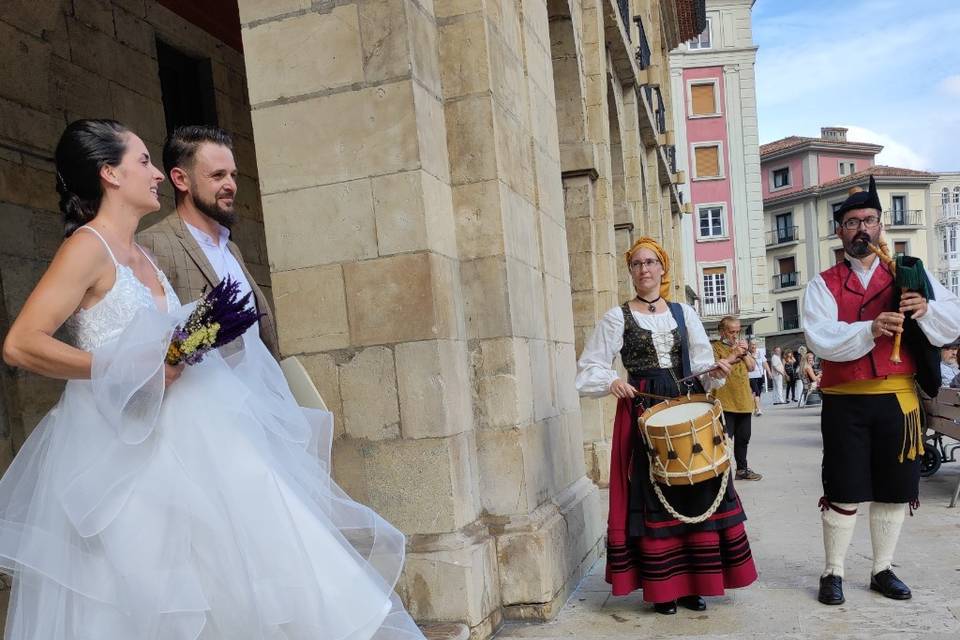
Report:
678,595,706,611
653,600,677,615
818,574,845,605
870,569,912,600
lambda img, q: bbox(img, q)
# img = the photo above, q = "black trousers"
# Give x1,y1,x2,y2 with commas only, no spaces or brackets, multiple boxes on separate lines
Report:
724,411,752,470
821,393,920,503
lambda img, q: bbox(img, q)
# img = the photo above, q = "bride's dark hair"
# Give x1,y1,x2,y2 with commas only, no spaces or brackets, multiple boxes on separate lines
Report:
54,119,130,237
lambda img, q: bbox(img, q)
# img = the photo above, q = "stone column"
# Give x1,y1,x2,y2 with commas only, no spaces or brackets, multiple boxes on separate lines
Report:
437,0,602,620
237,1,499,635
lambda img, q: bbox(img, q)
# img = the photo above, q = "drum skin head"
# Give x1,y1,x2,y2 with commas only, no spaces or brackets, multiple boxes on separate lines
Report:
644,402,714,426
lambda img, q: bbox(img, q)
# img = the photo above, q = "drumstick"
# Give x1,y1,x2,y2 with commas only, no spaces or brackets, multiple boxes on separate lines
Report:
675,365,721,385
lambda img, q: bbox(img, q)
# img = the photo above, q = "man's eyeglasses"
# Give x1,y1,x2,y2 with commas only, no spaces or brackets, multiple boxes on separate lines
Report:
629,259,662,271
839,215,881,231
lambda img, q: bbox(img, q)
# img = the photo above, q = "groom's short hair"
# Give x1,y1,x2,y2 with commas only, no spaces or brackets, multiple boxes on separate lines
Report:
162,125,234,179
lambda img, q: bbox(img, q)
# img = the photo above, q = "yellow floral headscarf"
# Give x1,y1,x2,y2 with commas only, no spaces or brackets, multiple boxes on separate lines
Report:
624,237,671,301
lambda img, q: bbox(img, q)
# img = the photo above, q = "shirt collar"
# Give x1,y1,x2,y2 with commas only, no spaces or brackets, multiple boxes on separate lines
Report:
846,253,880,277
184,221,229,249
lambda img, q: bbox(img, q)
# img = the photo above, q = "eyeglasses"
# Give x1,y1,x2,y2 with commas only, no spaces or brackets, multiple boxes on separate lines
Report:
840,215,881,231
629,259,662,271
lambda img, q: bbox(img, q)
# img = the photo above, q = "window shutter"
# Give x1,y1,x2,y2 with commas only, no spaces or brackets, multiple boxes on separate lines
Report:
690,83,716,115
695,146,720,177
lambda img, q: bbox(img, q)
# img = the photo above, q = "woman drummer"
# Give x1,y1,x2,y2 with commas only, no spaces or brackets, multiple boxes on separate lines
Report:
575,237,758,615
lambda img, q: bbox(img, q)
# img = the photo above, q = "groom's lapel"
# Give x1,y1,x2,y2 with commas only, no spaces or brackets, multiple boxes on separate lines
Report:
170,215,220,288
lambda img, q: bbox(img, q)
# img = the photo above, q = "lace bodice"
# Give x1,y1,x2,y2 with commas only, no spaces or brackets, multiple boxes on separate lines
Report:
63,228,181,352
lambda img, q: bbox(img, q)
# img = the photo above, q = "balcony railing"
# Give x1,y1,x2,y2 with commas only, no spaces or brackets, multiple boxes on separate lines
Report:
779,314,801,331
664,144,676,173
696,295,739,318
936,203,960,222
617,0,631,41
766,226,798,246
773,272,801,289
654,89,666,134
634,17,651,69
884,209,924,227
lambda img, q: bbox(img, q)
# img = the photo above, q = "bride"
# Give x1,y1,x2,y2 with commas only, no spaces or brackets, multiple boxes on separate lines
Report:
0,120,425,640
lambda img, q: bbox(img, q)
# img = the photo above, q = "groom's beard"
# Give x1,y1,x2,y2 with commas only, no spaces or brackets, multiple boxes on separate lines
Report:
193,191,238,228
847,232,873,259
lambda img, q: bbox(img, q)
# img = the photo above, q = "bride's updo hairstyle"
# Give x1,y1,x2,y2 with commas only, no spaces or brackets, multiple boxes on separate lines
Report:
54,119,130,237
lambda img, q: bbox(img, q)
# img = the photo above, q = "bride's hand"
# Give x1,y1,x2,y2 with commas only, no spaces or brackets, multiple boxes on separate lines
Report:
165,363,184,387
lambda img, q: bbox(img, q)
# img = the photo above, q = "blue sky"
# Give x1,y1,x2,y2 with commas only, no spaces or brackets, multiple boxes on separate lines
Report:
753,0,960,171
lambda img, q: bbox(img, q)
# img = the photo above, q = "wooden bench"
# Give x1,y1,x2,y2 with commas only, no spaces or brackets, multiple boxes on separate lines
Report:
923,388,960,507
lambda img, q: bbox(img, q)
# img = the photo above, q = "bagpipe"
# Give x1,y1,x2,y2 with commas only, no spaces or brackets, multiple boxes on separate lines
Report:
867,240,942,398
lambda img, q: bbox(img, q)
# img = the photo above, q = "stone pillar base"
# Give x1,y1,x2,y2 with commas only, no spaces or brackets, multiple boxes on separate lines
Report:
491,476,604,621
398,523,502,638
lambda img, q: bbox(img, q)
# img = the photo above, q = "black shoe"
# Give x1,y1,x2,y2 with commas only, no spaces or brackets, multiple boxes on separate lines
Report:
818,574,845,605
653,600,677,615
678,595,706,611
870,569,912,600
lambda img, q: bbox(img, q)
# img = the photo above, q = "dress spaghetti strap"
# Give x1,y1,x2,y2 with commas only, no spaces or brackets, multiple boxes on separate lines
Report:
76,226,119,266
135,244,162,275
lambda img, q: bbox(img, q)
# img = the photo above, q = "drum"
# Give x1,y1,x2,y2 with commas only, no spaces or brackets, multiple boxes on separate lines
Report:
639,394,730,486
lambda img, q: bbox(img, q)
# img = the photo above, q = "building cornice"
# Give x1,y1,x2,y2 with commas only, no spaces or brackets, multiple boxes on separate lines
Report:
761,141,882,163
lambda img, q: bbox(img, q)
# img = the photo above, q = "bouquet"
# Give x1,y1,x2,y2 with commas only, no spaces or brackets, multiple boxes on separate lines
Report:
165,276,262,366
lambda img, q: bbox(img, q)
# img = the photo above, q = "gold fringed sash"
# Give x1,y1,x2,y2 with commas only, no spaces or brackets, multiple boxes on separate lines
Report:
821,374,923,462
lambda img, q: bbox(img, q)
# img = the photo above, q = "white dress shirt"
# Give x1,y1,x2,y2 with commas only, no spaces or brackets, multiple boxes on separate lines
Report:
575,304,723,397
184,222,261,345
803,254,960,362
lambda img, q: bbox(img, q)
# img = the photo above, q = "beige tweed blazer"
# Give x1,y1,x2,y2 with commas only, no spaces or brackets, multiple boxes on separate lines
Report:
137,212,280,360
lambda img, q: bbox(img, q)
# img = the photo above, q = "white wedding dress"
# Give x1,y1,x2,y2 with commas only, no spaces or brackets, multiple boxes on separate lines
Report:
0,227,425,640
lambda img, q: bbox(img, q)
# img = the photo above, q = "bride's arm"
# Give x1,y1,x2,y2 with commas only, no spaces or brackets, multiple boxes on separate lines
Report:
2,233,111,380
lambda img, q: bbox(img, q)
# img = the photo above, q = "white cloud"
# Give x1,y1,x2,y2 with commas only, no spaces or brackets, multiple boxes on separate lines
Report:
842,125,929,170
937,75,960,97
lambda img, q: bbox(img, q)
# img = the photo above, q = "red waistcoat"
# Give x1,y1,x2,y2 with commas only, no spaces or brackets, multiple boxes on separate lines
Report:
819,260,916,388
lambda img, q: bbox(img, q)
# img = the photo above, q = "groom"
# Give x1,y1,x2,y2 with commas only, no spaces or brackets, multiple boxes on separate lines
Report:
137,125,280,359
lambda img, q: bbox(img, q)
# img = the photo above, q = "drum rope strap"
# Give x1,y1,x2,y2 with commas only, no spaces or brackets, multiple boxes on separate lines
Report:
648,456,730,525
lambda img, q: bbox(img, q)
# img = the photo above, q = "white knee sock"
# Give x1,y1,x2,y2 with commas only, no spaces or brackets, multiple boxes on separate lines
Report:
870,502,906,575
822,502,858,578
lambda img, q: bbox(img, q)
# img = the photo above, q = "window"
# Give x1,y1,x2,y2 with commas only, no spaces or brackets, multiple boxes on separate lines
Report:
694,144,721,178
951,226,958,253
688,18,712,50
775,212,794,242
702,267,728,310
894,241,907,257
952,273,960,296
780,299,800,331
157,39,218,134
690,82,718,116
891,196,906,225
834,248,846,264
839,161,855,176
942,188,950,205
954,187,960,203
772,167,790,189
777,257,798,288
698,204,725,238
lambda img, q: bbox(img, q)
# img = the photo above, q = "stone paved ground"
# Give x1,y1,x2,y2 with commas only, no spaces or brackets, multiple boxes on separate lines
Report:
496,397,960,640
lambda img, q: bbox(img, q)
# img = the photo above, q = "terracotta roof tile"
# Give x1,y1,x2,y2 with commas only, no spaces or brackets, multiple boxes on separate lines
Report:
764,165,936,206
759,135,883,157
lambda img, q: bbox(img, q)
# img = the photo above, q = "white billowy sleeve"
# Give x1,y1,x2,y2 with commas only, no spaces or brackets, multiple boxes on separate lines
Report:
575,307,624,398
916,268,960,347
682,304,725,390
802,274,876,362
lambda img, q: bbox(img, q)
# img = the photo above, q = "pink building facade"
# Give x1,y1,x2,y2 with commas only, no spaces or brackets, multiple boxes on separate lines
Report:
670,0,767,332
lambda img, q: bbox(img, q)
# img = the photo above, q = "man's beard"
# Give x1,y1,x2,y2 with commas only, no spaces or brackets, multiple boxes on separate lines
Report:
846,231,873,259
193,191,237,228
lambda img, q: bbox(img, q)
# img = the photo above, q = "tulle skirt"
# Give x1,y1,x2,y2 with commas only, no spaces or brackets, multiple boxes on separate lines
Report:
0,307,424,640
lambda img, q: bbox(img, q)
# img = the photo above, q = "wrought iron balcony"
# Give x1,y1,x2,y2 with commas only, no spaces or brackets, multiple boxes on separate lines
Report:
779,314,801,331
696,295,739,318
617,0,631,41
773,272,801,289
634,17,651,69
884,209,924,227
664,144,676,173
653,87,665,134
766,226,798,246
